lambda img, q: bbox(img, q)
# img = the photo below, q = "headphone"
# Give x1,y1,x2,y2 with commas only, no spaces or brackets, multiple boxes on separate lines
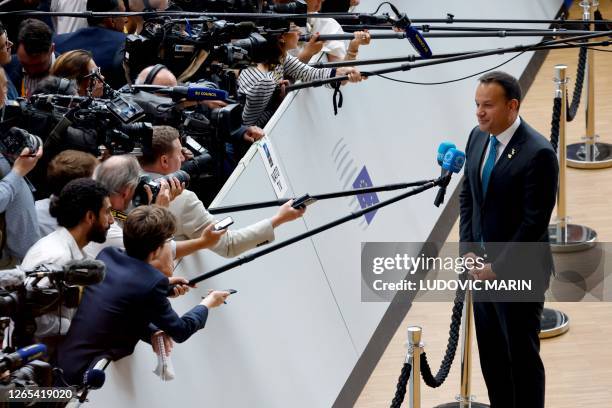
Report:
144,64,167,85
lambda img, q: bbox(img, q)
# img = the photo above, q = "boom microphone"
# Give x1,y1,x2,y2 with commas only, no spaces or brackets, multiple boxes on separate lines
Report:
405,25,433,58
26,259,106,286
0,344,47,372
155,84,229,102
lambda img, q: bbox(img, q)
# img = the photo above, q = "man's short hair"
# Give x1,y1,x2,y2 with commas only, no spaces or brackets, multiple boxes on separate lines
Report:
93,155,141,194
139,125,180,166
478,71,522,107
124,205,176,261
49,178,109,229
47,150,99,197
17,19,53,55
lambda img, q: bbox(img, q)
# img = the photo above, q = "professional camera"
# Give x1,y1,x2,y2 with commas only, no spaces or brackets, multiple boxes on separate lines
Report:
132,170,191,207
0,260,106,347
0,127,42,158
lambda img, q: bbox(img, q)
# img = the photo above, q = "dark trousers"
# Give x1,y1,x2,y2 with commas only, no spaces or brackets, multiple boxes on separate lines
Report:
473,301,545,408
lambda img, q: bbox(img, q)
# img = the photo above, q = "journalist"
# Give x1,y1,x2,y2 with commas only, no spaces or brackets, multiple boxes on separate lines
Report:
57,205,231,386
139,125,306,256
21,178,113,339
238,21,363,128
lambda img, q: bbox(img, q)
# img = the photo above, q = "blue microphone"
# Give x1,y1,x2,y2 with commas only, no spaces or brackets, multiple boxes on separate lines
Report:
434,146,466,207
442,148,466,174
82,368,106,390
156,84,229,101
0,344,47,372
437,142,456,166
405,25,432,59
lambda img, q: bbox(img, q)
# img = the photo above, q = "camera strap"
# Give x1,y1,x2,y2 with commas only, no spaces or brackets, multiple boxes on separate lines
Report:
111,209,128,222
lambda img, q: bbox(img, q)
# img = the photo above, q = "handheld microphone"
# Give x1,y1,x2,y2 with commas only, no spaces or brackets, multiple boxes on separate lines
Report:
26,259,106,286
155,84,229,102
0,344,47,372
434,147,466,207
82,368,106,390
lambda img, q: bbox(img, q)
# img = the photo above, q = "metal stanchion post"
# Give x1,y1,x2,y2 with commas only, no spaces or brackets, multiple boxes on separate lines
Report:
407,326,424,408
566,0,612,168
435,288,489,408
543,64,597,338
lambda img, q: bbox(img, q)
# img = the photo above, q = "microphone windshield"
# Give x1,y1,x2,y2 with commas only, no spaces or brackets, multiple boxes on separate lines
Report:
64,259,106,286
442,148,466,173
437,142,456,165
405,25,433,58
15,344,47,364
83,368,106,389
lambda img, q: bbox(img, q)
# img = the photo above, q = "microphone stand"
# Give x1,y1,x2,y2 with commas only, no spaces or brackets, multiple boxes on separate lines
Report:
310,40,612,69
300,29,603,42
286,29,612,92
207,178,436,214
183,175,450,287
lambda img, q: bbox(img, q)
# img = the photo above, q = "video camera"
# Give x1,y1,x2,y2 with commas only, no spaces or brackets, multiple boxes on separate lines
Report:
0,260,105,347
0,344,53,401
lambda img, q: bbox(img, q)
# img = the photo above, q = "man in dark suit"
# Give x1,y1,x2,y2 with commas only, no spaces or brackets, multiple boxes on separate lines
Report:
459,71,558,408
56,205,231,385
54,0,128,89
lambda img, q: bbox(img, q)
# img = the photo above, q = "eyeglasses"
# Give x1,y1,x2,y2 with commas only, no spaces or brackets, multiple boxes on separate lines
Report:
83,67,102,79
165,236,175,244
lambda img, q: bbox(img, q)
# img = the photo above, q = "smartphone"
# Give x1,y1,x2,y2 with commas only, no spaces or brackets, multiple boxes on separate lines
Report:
214,216,234,231
292,194,317,209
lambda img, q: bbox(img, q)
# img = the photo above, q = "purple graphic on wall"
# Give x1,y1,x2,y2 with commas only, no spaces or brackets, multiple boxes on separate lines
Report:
353,166,380,224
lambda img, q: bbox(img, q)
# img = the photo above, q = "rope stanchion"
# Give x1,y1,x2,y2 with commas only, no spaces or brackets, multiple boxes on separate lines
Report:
419,287,464,388
543,64,597,339
567,0,612,168
390,363,411,408
566,46,587,121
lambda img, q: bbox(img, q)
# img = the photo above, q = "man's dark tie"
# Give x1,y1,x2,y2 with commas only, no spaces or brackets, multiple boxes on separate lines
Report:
482,135,499,197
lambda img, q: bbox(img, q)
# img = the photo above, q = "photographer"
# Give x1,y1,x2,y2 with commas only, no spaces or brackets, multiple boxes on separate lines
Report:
140,125,306,257
21,178,113,338
35,149,99,237
57,205,231,386
237,21,364,128
5,18,55,98
51,49,105,97
84,155,227,277
0,145,42,268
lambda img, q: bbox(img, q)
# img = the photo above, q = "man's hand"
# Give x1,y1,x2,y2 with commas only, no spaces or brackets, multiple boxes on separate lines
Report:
198,223,227,249
200,290,231,308
168,277,194,297
201,100,228,109
350,30,371,48
151,330,173,356
13,147,42,177
166,176,185,201
470,263,497,281
271,199,306,228
243,126,265,143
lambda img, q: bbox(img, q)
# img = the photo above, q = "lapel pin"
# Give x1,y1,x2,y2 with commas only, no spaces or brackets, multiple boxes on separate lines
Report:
507,148,516,159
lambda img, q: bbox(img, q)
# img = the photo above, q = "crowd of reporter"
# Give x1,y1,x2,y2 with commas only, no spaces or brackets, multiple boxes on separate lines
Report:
0,0,367,394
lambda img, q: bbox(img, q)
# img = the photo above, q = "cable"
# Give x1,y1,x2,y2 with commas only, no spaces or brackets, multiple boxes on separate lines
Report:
371,2,396,16
368,49,529,86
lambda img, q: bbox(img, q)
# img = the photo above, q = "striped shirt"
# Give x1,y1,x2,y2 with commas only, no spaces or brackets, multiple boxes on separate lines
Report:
238,55,334,127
